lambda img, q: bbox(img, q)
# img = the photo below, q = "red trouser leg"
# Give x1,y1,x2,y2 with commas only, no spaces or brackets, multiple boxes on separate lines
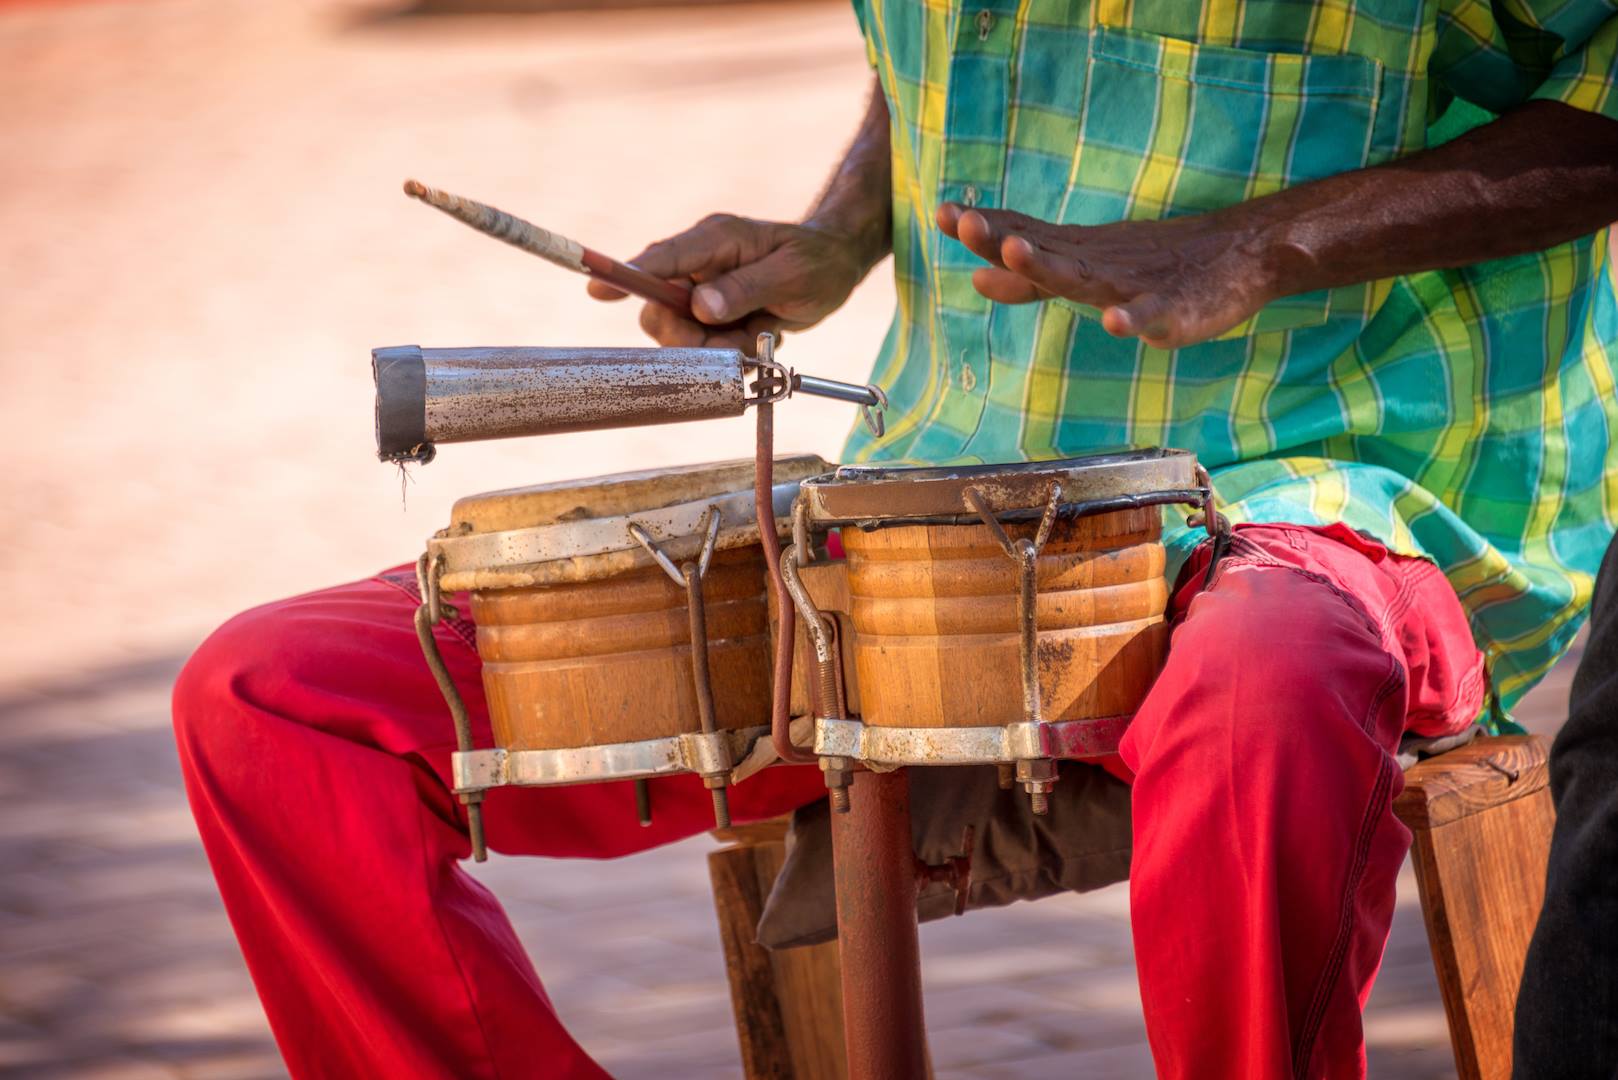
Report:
1120,525,1485,1080
172,568,828,1080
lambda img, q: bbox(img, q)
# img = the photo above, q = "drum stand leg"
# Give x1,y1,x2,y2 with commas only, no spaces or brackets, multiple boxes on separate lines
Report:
830,767,930,1080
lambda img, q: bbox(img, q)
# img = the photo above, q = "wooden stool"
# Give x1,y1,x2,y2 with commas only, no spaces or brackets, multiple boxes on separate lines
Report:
1394,734,1553,1080
707,735,1554,1079
708,819,848,1080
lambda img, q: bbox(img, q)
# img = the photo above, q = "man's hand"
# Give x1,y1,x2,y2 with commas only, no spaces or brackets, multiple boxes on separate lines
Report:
586,215,872,352
937,202,1284,350
940,101,1618,351
591,75,892,354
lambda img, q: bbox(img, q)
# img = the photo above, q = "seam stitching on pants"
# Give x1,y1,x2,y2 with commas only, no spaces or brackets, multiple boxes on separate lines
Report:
373,571,479,652
1216,560,1384,644
1291,659,1405,1077
415,778,508,1080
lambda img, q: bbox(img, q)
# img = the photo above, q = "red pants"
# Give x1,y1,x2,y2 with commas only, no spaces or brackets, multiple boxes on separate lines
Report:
173,523,1484,1079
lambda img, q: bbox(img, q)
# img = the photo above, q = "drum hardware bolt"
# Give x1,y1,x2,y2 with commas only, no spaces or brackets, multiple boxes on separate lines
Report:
704,774,733,830
634,778,653,827
996,763,1016,790
631,508,734,830
414,551,488,860
916,825,975,916
965,483,1065,817
746,332,889,438
1017,759,1058,816
821,755,855,813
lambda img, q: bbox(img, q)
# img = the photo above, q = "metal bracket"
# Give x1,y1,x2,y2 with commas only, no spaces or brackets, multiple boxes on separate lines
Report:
453,726,767,791
813,715,1129,764
628,508,734,828
414,551,487,861
964,482,1064,813
743,332,888,437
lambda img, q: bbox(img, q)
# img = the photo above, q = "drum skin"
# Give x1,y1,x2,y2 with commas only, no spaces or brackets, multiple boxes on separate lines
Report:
840,505,1169,728
471,546,772,751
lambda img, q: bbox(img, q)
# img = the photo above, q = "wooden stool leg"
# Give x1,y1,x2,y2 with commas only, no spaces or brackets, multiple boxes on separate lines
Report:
1394,735,1555,1080
708,821,848,1080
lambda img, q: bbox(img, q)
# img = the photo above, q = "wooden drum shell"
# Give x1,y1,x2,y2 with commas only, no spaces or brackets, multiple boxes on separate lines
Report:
470,546,771,751
839,505,1168,729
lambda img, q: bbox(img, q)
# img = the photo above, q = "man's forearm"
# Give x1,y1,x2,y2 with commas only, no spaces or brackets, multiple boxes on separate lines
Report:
1258,101,1618,296
805,75,893,277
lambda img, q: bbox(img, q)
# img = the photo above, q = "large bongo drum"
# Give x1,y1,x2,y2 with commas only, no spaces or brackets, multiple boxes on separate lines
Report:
414,455,827,852
791,449,1208,809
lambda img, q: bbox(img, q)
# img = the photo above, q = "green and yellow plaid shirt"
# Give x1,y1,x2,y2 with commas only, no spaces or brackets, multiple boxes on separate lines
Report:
841,0,1618,722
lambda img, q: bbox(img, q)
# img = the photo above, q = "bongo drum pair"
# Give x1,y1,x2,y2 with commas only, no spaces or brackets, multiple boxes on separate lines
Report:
414,448,1214,854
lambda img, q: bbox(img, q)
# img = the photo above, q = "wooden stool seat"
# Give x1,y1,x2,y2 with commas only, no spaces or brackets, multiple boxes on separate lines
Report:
707,735,1554,1079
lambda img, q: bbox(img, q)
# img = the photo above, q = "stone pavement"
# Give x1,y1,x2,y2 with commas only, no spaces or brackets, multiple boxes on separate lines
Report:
0,0,1586,1075
0,642,1578,1079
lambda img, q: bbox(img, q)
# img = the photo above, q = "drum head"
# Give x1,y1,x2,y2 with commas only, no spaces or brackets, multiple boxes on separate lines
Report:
801,448,1202,527
433,454,828,590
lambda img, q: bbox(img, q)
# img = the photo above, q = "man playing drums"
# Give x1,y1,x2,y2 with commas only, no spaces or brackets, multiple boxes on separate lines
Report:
175,0,1618,1076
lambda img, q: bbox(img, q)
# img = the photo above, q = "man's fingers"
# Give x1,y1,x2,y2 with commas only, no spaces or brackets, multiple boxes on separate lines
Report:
638,303,710,348
1002,234,1127,307
626,214,771,283
638,301,786,351
1103,294,1177,346
936,201,965,237
955,210,1006,266
689,250,802,325
967,207,1053,241
586,279,629,302
971,266,1046,304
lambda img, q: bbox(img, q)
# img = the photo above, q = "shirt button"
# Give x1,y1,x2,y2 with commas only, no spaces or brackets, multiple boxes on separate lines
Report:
962,184,981,208
975,9,996,39
960,363,978,393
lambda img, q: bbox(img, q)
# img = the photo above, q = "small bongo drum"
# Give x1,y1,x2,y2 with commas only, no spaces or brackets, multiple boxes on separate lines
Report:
791,449,1210,810
414,455,828,854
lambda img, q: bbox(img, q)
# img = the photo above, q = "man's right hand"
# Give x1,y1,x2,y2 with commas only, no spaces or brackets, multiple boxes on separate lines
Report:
586,213,871,353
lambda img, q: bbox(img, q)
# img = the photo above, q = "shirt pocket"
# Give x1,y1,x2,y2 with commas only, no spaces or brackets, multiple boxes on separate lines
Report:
1064,25,1386,336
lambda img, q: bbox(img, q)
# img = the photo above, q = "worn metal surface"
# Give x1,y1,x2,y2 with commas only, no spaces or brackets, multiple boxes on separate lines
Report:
802,448,1201,527
830,768,930,1080
452,725,767,790
372,344,749,455
423,346,747,442
431,481,798,589
814,715,1131,764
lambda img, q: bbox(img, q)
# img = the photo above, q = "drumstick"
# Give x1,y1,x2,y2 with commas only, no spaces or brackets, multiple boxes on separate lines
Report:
403,179,698,315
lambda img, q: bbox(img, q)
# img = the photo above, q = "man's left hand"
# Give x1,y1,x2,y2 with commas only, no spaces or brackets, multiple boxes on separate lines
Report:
937,202,1288,349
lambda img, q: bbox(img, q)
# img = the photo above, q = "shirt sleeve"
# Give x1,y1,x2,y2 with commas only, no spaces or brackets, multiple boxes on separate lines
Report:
1431,0,1618,123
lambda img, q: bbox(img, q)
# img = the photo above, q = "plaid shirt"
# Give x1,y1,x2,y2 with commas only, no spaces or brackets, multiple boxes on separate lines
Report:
841,0,1618,723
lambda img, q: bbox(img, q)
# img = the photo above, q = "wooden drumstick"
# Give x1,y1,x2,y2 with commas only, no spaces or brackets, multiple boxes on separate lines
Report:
403,179,698,315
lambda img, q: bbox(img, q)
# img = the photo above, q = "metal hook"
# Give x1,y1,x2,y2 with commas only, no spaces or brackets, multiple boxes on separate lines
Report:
791,495,814,566
860,383,889,438
628,506,723,587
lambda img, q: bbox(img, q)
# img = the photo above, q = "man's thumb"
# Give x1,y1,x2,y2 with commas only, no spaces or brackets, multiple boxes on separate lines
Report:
691,258,790,325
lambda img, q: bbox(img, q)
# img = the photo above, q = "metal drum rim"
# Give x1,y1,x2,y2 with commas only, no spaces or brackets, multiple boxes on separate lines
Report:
800,447,1203,528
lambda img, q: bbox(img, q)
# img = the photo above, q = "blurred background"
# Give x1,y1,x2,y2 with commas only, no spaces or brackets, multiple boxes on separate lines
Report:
0,0,1577,1076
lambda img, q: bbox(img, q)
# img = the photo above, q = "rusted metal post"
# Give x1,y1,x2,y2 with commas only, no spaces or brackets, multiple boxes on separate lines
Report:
830,768,929,1080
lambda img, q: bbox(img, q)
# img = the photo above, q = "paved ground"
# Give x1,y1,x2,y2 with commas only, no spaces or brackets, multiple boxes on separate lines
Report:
0,0,1584,1077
